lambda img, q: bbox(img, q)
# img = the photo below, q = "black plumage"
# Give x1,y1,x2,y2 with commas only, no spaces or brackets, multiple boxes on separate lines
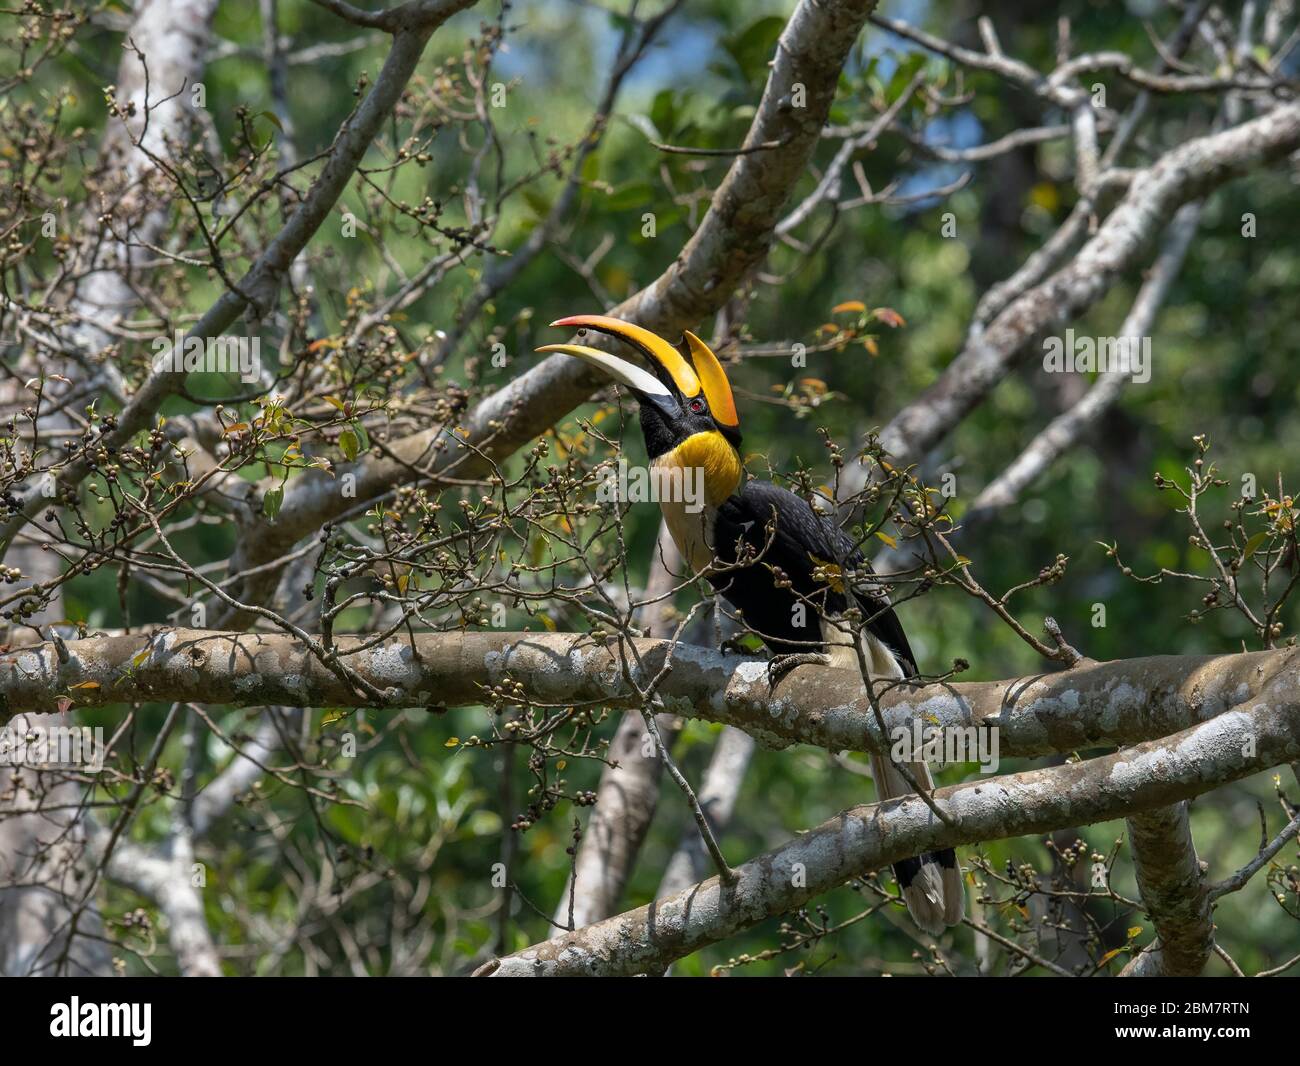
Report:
709,479,915,667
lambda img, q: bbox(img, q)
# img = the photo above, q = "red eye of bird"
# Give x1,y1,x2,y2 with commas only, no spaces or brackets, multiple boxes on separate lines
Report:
689,398,706,414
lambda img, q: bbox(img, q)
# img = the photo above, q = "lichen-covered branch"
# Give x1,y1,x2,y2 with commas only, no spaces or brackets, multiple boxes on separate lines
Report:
478,696,1299,976
1119,803,1213,976
963,198,1205,526
879,100,1300,465
4,628,1298,762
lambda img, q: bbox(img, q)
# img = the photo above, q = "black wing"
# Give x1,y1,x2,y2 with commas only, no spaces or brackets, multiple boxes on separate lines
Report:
710,479,917,674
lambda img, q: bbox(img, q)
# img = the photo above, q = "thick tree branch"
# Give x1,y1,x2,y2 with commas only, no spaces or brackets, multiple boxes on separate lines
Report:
478,697,1298,976
1120,802,1213,976
963,198,1204,526
879,100,1300,466
4,628,1298,761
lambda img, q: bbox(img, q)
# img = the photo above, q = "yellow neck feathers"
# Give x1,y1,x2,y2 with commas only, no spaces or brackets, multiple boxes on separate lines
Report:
657,431,743,506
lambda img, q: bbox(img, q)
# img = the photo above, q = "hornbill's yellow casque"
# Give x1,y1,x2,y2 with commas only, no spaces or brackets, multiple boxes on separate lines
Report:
538,314,964,936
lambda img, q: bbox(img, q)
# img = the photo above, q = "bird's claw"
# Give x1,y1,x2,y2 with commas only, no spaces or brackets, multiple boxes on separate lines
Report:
766,652,831,691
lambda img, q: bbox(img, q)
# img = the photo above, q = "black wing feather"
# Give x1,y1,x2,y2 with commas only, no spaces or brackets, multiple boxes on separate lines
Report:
710,480,916,674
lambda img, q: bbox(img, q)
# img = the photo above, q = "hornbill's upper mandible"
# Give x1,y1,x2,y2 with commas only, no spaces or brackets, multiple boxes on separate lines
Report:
538,314,964,936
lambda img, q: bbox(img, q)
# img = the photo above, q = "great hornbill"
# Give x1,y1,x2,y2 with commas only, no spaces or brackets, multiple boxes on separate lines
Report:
538,314,964,936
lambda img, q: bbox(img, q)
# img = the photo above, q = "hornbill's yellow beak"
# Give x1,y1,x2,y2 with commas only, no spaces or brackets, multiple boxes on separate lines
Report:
536,314,739,431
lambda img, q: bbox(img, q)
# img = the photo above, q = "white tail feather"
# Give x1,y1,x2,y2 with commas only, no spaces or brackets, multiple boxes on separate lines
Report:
902,866,949,937
842,623,965,934
942,863,966,925
869,751,963,934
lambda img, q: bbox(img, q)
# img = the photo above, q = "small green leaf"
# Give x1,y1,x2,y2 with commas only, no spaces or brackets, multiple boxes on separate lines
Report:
1242,531,1268,560
338,429,359,461
263,486,283,520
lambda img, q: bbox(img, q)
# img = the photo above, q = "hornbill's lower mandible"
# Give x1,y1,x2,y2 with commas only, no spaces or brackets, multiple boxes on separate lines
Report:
538,314,964,936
